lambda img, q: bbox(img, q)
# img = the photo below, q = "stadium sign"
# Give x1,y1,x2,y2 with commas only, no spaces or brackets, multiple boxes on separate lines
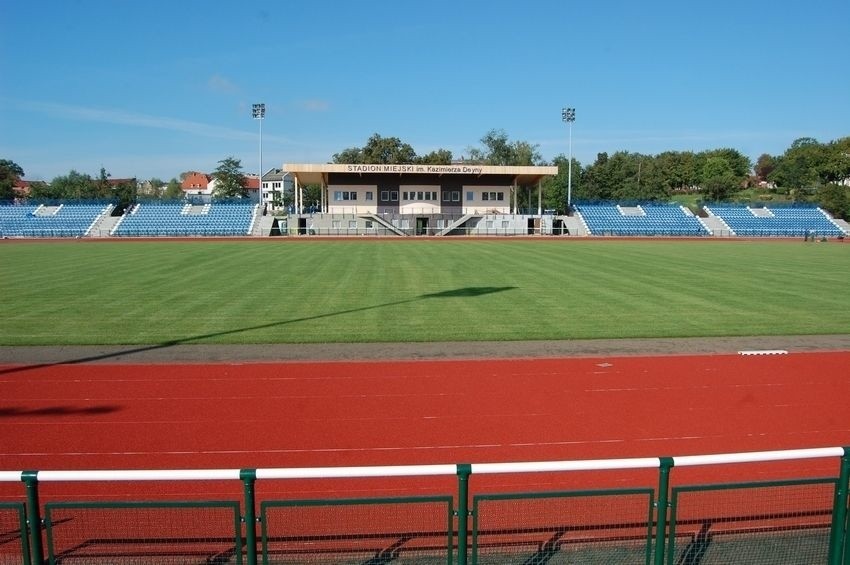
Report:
345,164,485,175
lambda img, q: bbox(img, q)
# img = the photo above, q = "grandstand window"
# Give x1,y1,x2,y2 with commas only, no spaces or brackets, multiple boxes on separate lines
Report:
381,191,389,201
466,191,474,201
452,191,460,202
497,192,504,201
334,191,357,201
442,191,451,202
402,192,409,200
332,220,341,228
502,220,510,228
366,191,373,201
349,220,357,229
482,193,489,201
417,191,424,200
391,191,398,201
365,220,373,229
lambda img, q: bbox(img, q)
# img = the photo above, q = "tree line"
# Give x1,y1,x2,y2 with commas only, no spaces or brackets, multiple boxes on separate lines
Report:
0,157,251,212
332,131,850,218
3,132,849,218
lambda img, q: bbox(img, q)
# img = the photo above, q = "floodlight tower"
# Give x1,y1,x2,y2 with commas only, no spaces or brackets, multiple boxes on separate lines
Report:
561,107,575,211
252,103,266,207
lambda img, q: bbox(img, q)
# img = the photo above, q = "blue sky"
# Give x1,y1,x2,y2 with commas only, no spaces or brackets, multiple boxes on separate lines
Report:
2,0,849,181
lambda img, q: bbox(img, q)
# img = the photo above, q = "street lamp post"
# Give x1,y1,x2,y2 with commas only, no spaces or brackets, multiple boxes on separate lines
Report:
252,103,265,209
561,107,575,211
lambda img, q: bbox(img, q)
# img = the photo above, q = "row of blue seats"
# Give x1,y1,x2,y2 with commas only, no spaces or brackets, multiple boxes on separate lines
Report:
576,204,709,236
707,206,843,236
113,229,250,237
1,229,88,237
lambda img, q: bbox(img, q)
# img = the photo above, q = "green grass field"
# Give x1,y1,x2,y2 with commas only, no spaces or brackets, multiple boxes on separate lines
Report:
1,239,848,346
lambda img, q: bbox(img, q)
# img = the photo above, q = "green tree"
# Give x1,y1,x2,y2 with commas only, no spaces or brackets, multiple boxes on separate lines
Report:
212,157,248,199
26,181,50,198
332,146,365,163
701,156,739,201
655,151,698,193
302,183,323,211
769,137,826,190
819,137,850,185
700,148,751,180
542,154,582,213
163,178,184,200
754,153,778,184
94,167,113,199
467,129,542,166
0,159,24,201
362,134,416,164
582,152,615,200
49,170,96,199
415,148,453,165
815,183,849,220
332,134,417,164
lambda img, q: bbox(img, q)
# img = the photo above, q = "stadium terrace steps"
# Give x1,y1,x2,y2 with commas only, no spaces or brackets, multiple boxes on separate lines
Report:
0,203,111,238
111,201,257,237
3,201,849,238
574,203,710,236
705,204,846,237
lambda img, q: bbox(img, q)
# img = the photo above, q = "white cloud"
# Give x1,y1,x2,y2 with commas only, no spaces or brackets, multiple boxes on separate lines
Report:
207,73,240,94
20,100,293,144
299,99,330,112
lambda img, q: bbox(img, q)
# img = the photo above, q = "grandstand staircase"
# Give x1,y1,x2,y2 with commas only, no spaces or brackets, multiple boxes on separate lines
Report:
360,214,407,236
436,213,482,236
832,218,850,235
561,215,586,235
699,215,729,237
255,215,274,237
89,214,120,237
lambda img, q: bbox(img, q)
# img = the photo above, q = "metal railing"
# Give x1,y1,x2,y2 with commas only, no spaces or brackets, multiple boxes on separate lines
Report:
1,447,847,564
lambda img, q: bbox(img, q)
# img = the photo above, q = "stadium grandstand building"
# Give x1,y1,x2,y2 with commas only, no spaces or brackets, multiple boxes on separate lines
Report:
282,163,559,236
3,165,849,237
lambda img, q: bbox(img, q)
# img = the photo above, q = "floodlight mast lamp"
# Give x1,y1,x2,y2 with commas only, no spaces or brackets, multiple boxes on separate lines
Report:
561,107,575,211
252,103,265,207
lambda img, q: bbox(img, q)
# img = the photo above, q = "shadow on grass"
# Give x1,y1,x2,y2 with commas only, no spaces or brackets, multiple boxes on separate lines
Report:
0,286,517,374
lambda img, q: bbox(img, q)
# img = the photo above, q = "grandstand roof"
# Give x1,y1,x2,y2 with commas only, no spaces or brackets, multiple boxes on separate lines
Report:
283,163,559,185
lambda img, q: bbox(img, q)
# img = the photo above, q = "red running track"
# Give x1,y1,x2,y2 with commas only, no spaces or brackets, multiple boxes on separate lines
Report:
1,352,849,501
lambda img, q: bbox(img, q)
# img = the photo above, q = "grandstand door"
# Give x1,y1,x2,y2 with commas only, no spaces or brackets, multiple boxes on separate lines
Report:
298,217,307,235
416,217,429,235
527,218,539,235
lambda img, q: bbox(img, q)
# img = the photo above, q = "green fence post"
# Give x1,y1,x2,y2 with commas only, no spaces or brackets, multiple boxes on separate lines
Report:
829,447,850,565
241,469,258,565
456,464,471,565
654,457,673,565
21,471,43,565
